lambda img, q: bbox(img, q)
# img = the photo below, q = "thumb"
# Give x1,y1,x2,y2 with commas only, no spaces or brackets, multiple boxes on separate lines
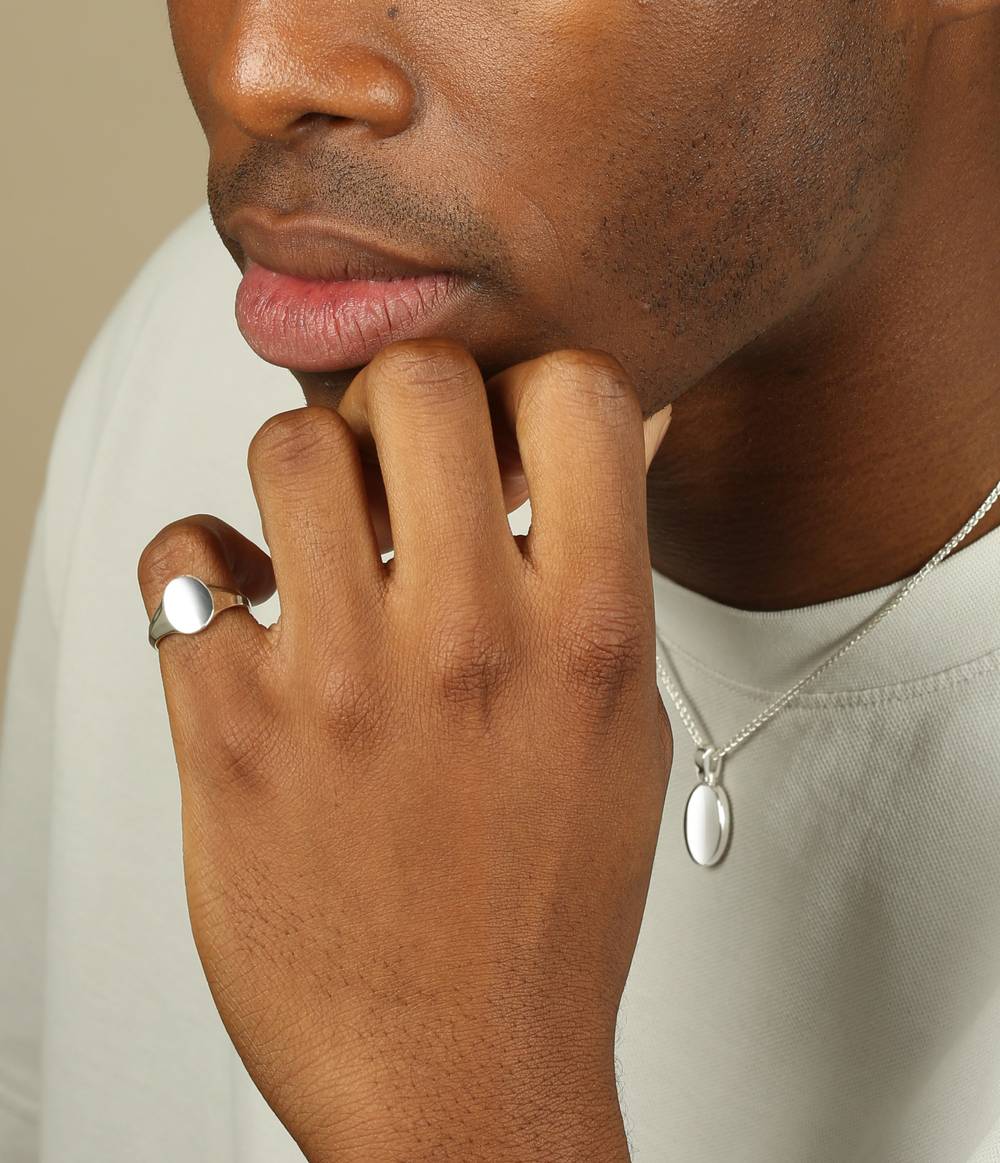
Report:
643,403,673,472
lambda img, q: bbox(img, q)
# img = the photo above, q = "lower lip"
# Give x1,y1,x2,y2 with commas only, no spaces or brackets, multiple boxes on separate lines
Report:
235,260,469,372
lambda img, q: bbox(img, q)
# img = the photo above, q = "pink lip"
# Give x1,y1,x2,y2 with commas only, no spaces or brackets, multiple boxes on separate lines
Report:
234,259,471,372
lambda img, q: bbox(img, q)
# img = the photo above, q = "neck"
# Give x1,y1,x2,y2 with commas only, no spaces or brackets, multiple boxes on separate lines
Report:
647,15,1000,611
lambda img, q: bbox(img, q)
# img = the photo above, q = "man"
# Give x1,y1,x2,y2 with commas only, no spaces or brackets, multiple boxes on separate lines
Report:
2,0,998,1158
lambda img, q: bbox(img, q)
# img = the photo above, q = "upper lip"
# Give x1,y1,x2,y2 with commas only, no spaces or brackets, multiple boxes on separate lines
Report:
225,207,458,283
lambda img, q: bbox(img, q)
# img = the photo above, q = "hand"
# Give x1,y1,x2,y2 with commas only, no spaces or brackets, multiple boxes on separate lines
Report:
137,339,674,1162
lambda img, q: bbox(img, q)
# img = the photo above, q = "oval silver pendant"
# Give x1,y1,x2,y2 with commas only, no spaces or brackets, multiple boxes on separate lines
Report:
684,781,732,867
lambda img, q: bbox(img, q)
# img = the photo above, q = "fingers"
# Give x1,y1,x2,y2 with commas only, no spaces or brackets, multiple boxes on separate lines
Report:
241,342,669,638
344,339,521,585
338,362,531,555
137,514,274,751
642,405,673,472
245,404,386,643
484,350,671,585
334,374,394,557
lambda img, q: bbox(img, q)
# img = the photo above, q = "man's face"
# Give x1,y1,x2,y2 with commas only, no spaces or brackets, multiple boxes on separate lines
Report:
168,0,925,413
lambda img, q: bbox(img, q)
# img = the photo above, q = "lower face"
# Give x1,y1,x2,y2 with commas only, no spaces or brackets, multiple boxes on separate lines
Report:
168,0,926,414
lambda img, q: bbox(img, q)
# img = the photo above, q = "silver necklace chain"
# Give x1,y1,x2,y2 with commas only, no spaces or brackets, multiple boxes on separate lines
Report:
655,472,999,865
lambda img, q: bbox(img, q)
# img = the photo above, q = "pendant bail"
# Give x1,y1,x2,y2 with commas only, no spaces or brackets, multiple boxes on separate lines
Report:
695,744,724,788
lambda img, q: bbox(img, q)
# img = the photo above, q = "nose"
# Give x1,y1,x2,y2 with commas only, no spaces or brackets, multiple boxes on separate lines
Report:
209,7,417,142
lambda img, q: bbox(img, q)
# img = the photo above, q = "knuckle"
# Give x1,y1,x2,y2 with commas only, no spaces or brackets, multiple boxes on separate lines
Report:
248,406,347,474
138,519,220,596
205,698,287,790
554,588,648,704
537,348,637,407
314,658,390,748
425,609,513,711
370,338,478,398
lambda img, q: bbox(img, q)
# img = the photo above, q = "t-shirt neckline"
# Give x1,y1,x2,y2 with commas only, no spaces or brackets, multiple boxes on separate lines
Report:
650,522,1000,696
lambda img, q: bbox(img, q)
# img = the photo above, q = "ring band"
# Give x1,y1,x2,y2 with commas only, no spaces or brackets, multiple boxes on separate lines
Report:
148,574,252,649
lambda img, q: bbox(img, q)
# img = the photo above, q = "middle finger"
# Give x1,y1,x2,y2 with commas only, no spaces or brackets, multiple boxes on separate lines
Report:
352,338,522,587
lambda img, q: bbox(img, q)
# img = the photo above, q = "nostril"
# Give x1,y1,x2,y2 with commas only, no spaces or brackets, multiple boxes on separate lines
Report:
292,111,353,130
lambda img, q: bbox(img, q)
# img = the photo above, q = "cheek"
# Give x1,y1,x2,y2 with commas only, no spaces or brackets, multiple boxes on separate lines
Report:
506,1,919,397
166,0,203,75
460,4,786,365
167,0,235,129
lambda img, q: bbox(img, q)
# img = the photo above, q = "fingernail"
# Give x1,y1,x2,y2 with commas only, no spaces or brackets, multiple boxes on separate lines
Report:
644,404,673,470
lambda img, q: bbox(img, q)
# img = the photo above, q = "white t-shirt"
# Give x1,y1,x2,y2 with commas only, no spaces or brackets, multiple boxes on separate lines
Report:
1,203,998,1163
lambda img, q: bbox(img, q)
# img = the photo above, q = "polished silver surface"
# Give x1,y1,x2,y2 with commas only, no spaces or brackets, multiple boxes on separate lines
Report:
148,575,251,649
684,781,731,868
163,576,215,633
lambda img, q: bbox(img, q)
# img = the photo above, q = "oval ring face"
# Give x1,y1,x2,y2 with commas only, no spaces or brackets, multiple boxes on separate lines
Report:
162,575,215,635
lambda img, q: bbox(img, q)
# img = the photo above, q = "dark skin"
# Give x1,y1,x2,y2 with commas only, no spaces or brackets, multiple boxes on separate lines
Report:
171,0,1000,609
139,1,1000,1158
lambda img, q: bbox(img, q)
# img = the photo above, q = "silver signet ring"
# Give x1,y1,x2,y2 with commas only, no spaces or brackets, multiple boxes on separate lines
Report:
148,574,252,649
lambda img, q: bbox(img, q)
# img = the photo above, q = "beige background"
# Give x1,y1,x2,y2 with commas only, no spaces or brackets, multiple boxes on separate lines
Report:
2,6,206,709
